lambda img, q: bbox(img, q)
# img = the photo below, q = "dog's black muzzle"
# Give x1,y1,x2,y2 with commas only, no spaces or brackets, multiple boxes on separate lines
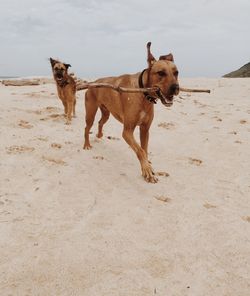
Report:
55,70,64,80
169,84,180,96
156,84,179,107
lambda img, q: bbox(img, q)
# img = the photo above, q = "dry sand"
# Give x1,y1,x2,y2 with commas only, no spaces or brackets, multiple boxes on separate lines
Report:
0,78,250,295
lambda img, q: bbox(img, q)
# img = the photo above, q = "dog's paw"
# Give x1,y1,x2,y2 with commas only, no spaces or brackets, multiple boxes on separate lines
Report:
96,132,103,138
145,174,158,183
83,143,92,150
142,165,158,183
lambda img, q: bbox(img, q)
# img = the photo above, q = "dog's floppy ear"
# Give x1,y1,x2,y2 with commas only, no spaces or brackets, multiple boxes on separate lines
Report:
159,53,174,62
49,57,57,67
64,63,71,70
147,42,156,68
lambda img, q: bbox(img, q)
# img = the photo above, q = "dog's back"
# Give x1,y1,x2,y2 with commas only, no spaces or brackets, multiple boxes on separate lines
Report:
86,73,143,123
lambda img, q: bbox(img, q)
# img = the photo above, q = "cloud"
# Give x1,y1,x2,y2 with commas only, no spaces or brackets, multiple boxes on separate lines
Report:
0,0,249,77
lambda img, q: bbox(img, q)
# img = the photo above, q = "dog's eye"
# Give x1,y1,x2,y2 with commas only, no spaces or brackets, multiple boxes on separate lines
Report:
55,67,59,71
174,70,179,77
157,71,166,77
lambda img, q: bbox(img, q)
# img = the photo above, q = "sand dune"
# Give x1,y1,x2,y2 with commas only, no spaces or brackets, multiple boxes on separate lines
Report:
0,78,250,295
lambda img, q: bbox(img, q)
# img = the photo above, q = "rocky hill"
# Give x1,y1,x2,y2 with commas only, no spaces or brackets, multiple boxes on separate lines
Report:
223,62,250,77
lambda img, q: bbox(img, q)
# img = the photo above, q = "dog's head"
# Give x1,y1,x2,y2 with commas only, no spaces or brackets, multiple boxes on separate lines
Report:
146,42,179,107
50,58,71,82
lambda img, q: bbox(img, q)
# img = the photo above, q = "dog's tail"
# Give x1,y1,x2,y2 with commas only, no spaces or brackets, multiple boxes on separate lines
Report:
69,72,80,84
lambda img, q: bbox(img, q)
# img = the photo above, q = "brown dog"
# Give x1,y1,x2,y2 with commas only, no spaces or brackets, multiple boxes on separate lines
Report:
83,42,179,183
50,58,76,124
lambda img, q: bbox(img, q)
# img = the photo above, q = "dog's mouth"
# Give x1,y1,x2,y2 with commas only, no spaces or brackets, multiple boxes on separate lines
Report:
55,72,64,80
56,75,63,81
156,89,174,107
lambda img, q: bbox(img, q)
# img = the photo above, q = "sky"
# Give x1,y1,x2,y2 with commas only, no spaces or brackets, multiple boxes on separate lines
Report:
0,0,249,78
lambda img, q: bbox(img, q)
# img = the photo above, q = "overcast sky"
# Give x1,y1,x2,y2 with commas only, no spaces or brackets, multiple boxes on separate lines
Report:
0,0,249,78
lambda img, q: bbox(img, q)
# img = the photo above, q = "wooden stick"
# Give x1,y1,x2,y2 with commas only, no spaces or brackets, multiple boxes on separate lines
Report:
179,87,210,93
76,81,211,94
76,82,159,93
2,79,40,86
1,77,210,93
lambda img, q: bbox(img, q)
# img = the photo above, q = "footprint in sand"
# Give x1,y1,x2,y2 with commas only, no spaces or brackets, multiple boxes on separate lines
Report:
40,114,64,122
36,136,49,142
154,195,172,203
203,203,217,209
6,145,35,154
155,171,170,177
18,120,33,129
189,158,203,166
49,114,63,118
93,156,105,160
178,94,191,100
107,136,120,140
42,156,66,165
193,100,207,108
229,131,237,135
239,120,247,124
212,116,222,122
158,122,175,130
242,216,250,223
26,109,42,115
45,106,60,113
51,143,62,149
24,92,41,98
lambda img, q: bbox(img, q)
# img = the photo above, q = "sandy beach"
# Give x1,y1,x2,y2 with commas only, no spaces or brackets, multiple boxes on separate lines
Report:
0,77,250,295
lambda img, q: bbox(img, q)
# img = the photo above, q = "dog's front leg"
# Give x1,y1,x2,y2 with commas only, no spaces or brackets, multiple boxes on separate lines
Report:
122,126,158,183
66,101,73,125
140,124,150,160
62,100,67,116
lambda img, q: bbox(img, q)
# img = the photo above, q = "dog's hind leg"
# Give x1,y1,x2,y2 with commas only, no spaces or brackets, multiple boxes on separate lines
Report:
62,100,67,116
96,105,110,138
83,92,98,150
73,97,76,117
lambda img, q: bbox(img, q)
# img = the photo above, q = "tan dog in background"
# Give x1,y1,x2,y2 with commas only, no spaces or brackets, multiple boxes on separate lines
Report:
50,58,76,124
83,42,179,183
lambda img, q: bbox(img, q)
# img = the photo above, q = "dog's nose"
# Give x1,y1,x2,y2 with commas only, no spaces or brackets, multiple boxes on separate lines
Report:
169,84,179,95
